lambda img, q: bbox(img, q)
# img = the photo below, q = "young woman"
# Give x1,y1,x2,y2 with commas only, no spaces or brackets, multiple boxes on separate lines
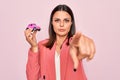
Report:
24,4,96,80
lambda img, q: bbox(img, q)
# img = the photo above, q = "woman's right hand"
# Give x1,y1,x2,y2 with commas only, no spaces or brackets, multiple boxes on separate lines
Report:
24,28,38,52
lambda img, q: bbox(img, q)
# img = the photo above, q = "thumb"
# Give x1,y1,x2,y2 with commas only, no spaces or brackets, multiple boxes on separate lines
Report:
70,46,79,71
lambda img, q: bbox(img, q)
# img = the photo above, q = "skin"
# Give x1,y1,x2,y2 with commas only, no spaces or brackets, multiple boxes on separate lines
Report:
24,11,96,69
52,11,72,54
70,32,96,69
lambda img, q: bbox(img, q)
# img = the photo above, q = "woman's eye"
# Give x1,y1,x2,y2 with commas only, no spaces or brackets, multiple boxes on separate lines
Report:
54,19,60,22
64,19,70,23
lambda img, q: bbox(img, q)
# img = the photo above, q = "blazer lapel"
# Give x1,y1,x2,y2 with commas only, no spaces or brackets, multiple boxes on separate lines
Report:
46,42,56,80
46,39,69,80
60,39,69,80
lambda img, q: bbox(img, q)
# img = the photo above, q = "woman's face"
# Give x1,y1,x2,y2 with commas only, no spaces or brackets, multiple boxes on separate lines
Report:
52,11,72,37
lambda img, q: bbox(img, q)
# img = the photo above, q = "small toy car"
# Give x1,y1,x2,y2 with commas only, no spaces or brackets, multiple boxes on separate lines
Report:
26,23,41,32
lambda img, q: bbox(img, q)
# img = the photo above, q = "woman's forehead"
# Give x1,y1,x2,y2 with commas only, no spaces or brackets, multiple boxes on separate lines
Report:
53,11,71,19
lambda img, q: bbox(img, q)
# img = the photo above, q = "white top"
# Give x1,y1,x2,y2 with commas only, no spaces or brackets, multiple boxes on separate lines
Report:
55,51,60,80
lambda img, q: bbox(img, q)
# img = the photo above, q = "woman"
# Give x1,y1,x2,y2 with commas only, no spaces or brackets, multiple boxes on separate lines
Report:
24,4,95,80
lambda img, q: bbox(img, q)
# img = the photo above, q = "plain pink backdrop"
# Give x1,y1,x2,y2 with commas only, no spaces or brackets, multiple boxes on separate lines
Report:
0,0,120,80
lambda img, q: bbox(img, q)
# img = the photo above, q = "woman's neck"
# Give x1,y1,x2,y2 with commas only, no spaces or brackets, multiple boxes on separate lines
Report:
55,35,67,54
56,35,67,47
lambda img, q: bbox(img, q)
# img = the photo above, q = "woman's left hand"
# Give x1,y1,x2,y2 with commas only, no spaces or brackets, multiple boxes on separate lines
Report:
69,32,96,69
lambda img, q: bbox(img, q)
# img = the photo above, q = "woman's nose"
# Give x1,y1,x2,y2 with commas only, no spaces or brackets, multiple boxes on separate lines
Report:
60,21,64,27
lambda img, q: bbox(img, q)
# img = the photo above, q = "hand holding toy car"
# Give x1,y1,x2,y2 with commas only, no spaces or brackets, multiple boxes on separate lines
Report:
24,23,41,52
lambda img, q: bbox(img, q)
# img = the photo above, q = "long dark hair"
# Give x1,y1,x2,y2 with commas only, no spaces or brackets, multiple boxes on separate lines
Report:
45,4,76,49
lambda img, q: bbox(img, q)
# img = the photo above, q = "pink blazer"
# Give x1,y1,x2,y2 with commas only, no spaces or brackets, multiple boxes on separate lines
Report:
26,39,87,80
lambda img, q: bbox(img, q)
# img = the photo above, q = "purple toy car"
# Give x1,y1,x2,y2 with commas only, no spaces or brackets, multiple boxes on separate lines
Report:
26,23,41,32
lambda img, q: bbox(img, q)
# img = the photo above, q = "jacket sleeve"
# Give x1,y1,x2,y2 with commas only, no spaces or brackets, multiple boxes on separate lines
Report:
26,48,40,80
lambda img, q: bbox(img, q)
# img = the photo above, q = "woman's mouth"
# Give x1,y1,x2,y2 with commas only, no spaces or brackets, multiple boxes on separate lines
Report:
58,29,65,32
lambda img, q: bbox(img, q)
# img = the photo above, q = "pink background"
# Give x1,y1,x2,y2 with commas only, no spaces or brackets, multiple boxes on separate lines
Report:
0,0,120,80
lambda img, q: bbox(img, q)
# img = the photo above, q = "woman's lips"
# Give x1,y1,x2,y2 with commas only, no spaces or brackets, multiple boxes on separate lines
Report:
58,29,65,32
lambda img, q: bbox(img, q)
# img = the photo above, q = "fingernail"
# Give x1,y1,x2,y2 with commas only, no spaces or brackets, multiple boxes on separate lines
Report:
73,68,77,72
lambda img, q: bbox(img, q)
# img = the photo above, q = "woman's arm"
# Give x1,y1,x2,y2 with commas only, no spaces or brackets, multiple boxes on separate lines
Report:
70,32,96,70
24,27,41,80
26,48,40,80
